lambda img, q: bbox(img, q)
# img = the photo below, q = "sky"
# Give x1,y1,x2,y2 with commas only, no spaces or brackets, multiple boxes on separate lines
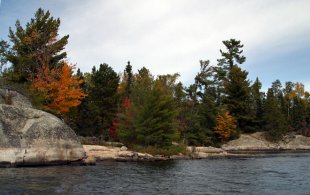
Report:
0,0,310,91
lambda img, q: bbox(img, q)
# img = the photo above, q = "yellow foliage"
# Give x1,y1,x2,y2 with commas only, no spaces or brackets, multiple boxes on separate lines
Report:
288,82,305,99
214,112,237,142
31,63,87,113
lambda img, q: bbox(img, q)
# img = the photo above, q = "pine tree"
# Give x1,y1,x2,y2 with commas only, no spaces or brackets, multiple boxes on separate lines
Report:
218,39,246,70
2,8,69,82
118,67,154,145
224,65,251,131
135,89,177,147
248,77,264,131
251,78,264,117
125,61,133,98
216,39,252,131
88,64,120,138
215,38,246,83
118,68,179,147
182,60,217,146
131,67,154,106
263,88,287,141
291,97,307,131
65,69,99,136
174,82,186,104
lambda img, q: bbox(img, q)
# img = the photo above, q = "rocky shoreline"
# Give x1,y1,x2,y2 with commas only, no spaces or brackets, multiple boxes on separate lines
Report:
83,132,310,164
222,132,310,151
83,145,229,164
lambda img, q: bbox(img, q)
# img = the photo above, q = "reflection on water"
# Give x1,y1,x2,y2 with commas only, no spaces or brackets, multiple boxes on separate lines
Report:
0,153,310,194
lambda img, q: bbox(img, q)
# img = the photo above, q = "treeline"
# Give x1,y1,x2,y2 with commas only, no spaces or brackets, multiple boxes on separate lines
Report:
1,9,310,149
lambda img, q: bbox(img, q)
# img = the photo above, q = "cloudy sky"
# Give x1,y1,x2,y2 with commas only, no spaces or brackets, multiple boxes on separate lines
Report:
0,0,309,91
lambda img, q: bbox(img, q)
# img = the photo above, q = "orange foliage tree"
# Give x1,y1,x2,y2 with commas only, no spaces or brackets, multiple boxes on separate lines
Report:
214,111,237,142
31,62,87,113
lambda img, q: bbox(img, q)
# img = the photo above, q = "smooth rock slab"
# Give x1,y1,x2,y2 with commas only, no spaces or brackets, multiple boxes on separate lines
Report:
0,104,86,167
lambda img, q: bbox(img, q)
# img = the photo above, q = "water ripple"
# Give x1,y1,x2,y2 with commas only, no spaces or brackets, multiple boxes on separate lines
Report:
0,153,310,194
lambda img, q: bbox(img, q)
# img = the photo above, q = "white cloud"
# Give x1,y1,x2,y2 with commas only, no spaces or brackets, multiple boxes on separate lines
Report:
54,0,310,86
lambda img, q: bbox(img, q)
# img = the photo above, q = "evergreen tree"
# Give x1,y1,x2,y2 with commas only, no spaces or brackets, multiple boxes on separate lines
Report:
88,64,120,138
224,65,251,131
118,69,178,147
215,38,246,84
249,77,265,131
218,39,246,70
131,67,154,106
174,82,186,104
183,60,217,146
125,61,133,98
216,39,252,131
135,89,177,147
283,81,295,121
1,8,69,82
65,69,98,136
118,67,154,145
263,88,287,141
290,97,307,131
271,80,285,110
75,98,101,136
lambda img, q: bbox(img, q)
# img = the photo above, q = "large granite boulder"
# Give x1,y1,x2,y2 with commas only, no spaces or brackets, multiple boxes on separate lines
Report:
0,90,86,167
0,88,33,108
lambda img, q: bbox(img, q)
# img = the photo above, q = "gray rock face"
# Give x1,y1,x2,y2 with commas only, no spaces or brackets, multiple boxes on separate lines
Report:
0,96,86,167
0,89,33,108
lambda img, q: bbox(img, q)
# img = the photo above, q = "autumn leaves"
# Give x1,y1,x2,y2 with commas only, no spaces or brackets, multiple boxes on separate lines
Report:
30,63,87,113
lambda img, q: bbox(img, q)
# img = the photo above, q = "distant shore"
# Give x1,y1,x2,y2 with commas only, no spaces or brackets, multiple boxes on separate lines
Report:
82,132,310,164
83,145,310,164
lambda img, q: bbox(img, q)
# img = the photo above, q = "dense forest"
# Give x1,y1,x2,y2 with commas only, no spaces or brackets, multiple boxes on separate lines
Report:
1,9,310,151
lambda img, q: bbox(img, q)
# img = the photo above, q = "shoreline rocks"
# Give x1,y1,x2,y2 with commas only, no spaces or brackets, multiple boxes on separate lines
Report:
83,145,173,162
0,89,86,167
83,145,230,162
84,132,310,162
222,132,310,151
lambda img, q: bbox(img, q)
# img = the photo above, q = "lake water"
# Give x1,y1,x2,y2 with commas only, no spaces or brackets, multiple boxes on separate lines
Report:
0,153,309,194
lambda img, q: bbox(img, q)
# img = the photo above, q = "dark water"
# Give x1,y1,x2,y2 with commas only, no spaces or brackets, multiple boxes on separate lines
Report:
1,153,310,194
